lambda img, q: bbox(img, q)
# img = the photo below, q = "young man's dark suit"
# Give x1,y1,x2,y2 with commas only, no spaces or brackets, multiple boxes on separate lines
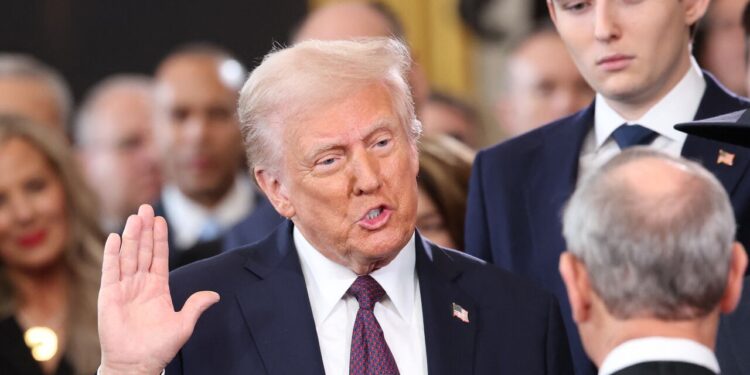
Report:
465,73,750,375
164,221,574,374
716,277,750,375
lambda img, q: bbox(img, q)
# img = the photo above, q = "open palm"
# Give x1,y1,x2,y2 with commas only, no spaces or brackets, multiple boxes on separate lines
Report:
98,205,219,375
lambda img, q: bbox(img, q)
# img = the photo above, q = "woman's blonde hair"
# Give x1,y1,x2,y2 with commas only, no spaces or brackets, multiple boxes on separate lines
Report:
0,115,103,374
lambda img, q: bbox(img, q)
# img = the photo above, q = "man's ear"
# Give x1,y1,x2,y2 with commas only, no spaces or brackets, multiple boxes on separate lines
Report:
254,167,295,219
547,0,558,24
683,0,710,27
719,242,748,313
559,251,593,323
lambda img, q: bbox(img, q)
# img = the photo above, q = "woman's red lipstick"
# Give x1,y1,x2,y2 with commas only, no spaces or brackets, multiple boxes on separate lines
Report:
17,230,47,248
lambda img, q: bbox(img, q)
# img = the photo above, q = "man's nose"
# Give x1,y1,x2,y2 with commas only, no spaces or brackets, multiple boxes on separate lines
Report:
351,149,381,196
184,115,210,142
594,0,621,43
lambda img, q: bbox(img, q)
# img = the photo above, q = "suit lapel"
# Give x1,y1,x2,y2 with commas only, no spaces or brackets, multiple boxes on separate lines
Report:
526,104,595,268
681,136,750,195
416,234,477,375
682,73,750,196
234,221,325,375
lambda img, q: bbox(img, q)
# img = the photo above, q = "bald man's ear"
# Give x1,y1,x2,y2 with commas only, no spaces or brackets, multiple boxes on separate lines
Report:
254,167,295,219
559,252,593,323
719,242,748,314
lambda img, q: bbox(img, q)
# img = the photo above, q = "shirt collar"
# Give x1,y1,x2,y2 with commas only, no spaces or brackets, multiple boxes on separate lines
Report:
594,57,706,149
294,226,417,324
161,174,256,248
598,337,720,375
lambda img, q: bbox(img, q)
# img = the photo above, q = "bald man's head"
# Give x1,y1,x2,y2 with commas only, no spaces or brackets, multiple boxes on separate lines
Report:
293,2,401,43
563,148,739,321
153,47,246,207
0,53,72,132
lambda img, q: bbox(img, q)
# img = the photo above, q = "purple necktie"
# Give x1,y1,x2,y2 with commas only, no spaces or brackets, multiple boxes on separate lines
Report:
348,275,400,375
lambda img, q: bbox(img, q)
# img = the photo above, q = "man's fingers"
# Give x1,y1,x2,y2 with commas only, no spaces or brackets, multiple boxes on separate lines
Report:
151,216,170,277
120,214,142,277
101,233,122,287
179,291,220,334
137,204,156,273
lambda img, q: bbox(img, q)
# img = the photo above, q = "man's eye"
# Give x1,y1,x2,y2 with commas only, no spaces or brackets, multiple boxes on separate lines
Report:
171,108,190,123
320,158,336,166
375,139,390,148
563,1,590,12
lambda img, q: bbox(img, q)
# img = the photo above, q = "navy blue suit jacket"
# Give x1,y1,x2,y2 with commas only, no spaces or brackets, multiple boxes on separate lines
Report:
465,73,750,375
716,277,750,375
221,196,283,251
165,221,574,374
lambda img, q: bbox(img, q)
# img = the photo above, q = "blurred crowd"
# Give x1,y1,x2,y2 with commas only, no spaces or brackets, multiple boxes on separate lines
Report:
2,0,750,374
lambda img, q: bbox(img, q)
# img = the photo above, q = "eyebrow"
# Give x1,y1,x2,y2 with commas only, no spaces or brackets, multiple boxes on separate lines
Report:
305,118,395,160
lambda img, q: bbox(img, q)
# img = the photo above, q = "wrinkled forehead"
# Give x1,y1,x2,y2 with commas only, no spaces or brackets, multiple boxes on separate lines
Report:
277,81,409,138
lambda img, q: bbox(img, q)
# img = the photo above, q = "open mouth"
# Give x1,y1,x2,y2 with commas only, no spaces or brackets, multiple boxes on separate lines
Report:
365,207,383,220
359,205,391,230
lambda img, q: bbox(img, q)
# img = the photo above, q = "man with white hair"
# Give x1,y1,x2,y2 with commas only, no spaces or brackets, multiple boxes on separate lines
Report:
95,38,573,375
75,75,162,233
560,148,747,375
0,53,72,133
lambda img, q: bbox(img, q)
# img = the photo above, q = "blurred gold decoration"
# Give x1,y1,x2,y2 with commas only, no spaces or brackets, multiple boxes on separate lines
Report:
23,326,58,362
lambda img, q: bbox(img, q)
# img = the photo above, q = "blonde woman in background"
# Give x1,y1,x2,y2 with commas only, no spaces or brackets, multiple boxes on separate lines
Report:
0,115,103,375
416,134,475,250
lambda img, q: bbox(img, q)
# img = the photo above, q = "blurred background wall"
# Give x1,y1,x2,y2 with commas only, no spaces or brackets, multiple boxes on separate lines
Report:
0,0,553,147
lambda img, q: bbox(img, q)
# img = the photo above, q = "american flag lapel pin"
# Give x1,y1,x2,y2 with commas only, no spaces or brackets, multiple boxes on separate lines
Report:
717,149,735,166
452,303,469,323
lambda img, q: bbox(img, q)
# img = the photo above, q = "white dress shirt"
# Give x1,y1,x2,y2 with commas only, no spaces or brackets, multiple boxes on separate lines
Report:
598,337,720,375
294,227,428,375
578,58,706,182
161,174,256,249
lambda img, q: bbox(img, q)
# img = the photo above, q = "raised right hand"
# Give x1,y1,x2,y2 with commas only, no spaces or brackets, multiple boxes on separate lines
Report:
97,204,220,375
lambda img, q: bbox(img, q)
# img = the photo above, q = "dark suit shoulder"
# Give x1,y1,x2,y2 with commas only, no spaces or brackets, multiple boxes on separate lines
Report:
474,105,592,189
168,236,277,307
479,110,581,162
425,242,560,310
221,195,284,251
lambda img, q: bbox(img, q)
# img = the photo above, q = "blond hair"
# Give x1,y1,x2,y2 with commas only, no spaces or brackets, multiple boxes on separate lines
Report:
0,115,103,374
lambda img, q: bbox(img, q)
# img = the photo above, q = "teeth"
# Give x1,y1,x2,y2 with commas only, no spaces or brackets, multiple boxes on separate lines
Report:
366,208,382,220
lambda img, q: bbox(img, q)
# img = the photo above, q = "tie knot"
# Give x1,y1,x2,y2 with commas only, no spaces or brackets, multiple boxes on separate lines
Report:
348,275,385,311
611,124,658,149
